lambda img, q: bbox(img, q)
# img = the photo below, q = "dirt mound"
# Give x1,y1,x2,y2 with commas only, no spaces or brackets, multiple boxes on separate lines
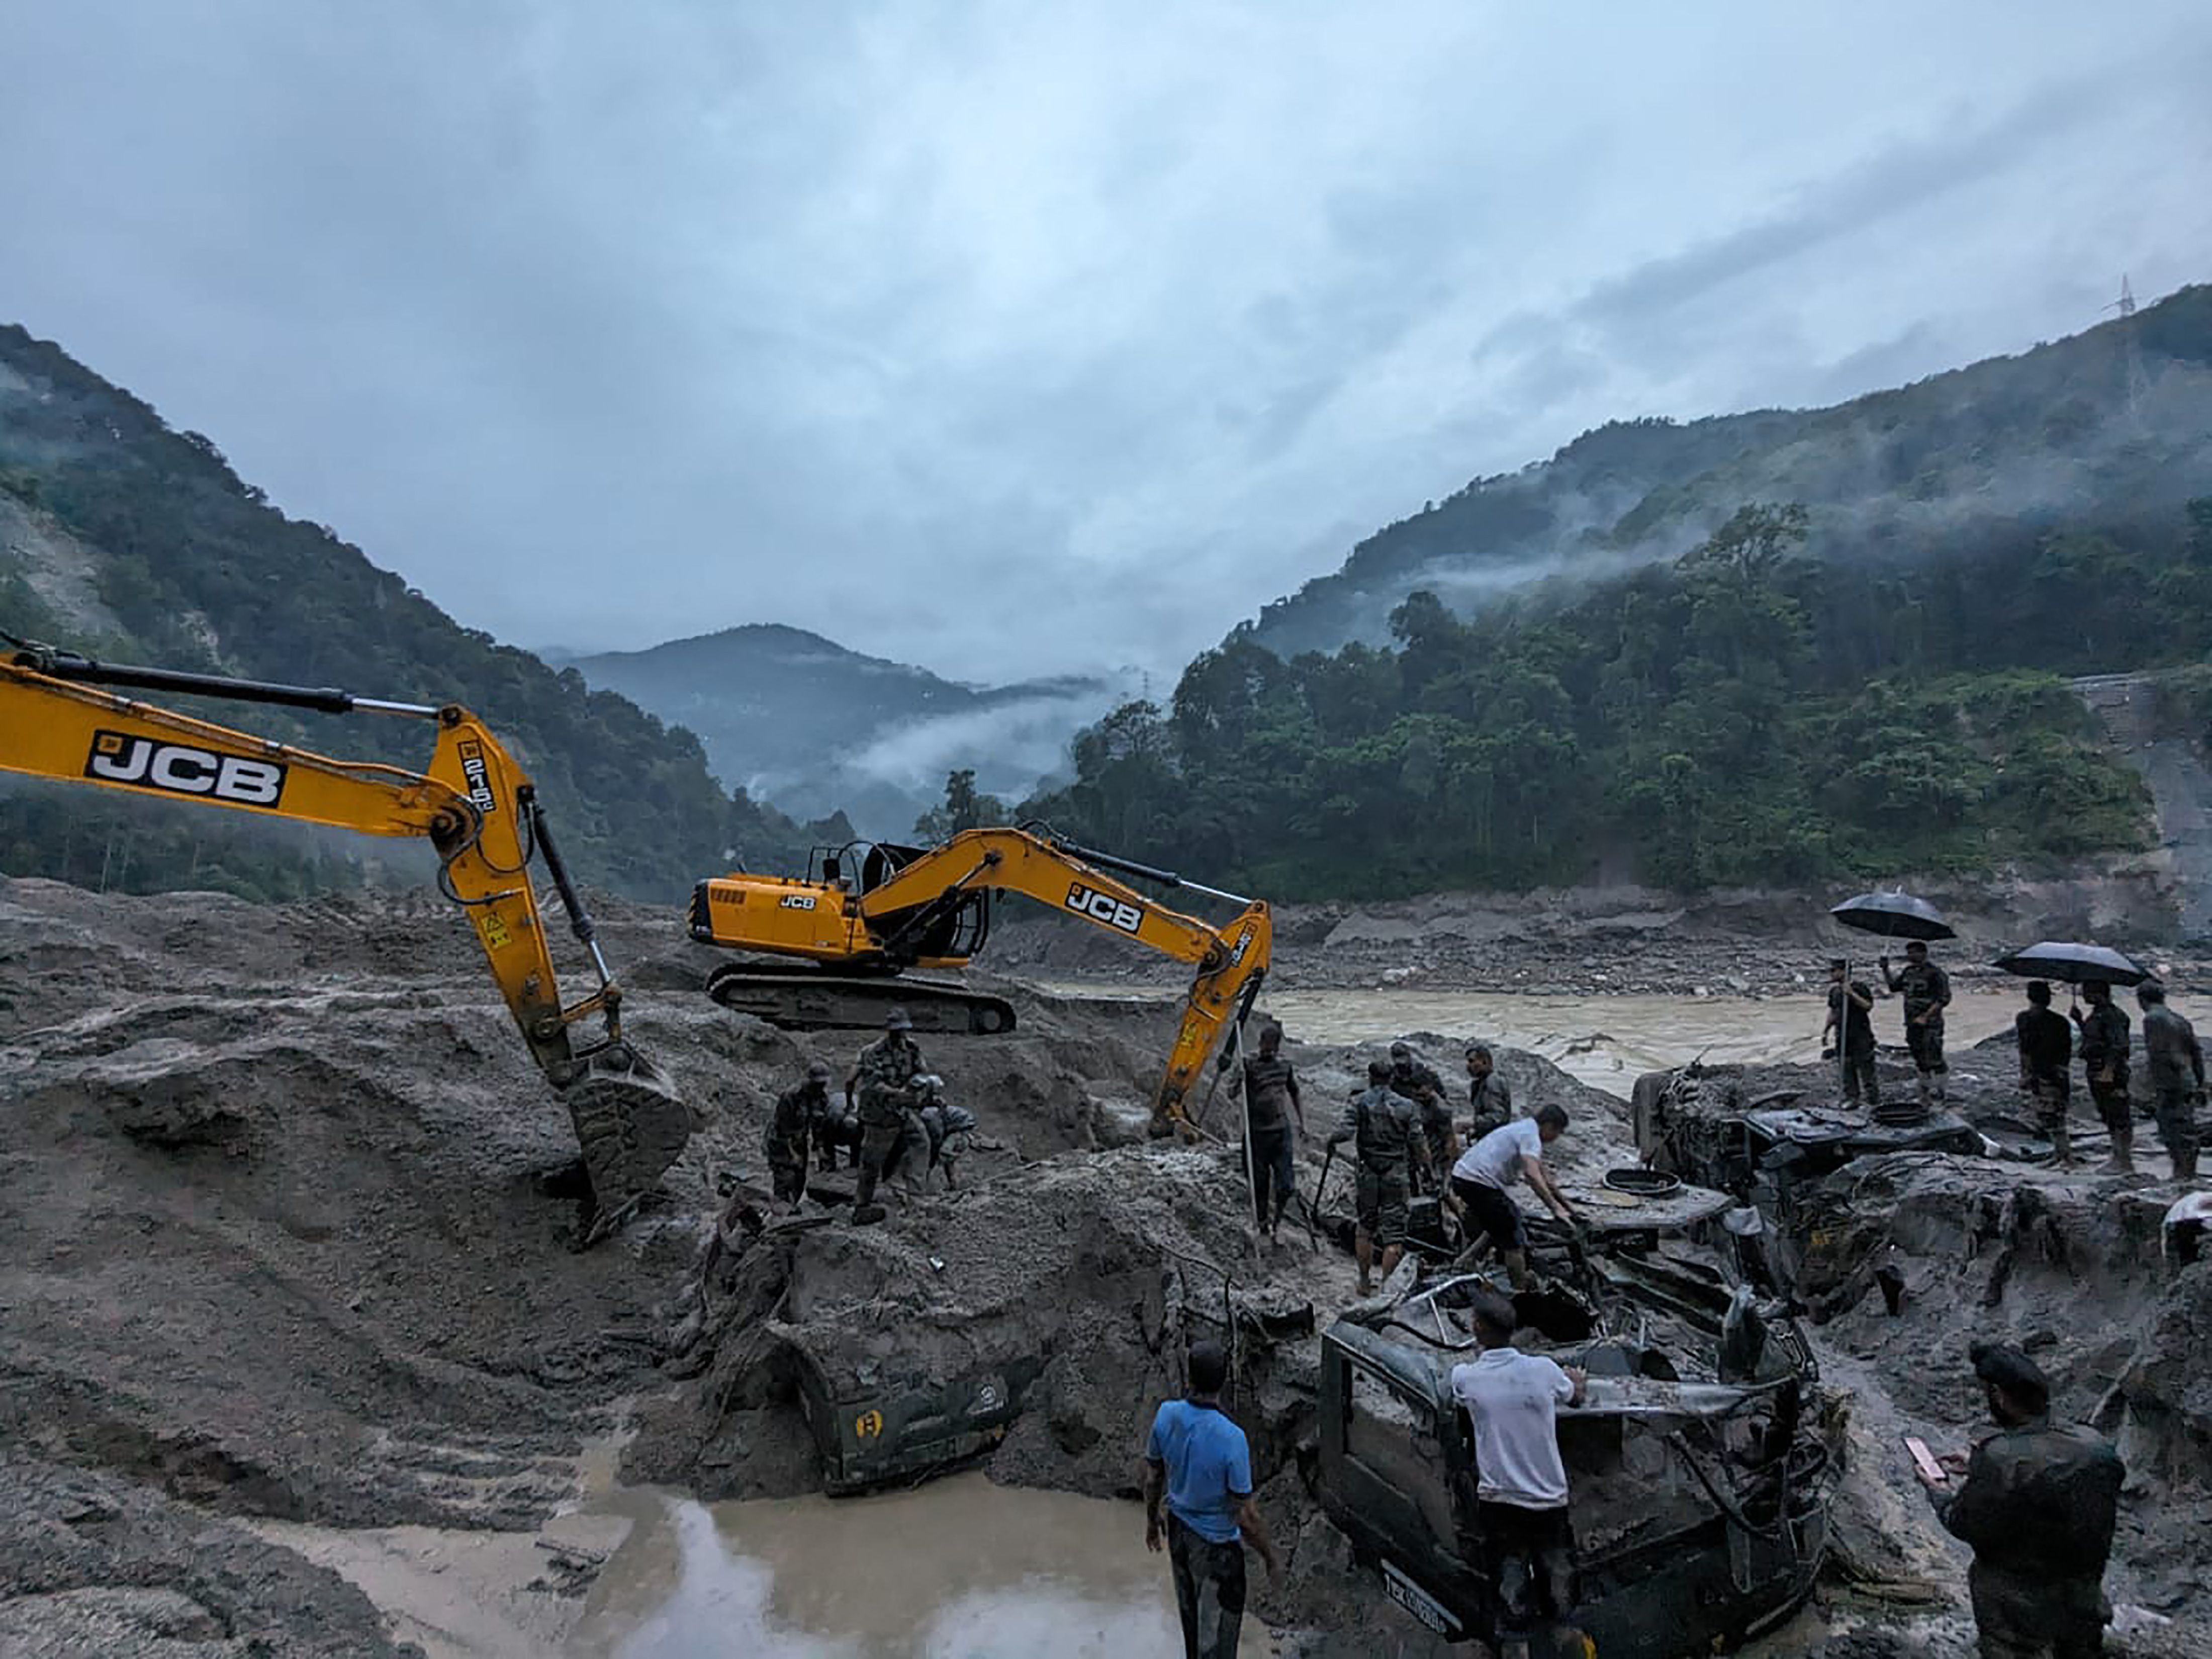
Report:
0,1453,414,1657
0,877,1265,1647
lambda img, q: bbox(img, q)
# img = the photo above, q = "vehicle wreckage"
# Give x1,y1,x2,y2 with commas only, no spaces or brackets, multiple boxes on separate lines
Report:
679,1143,1842,1657
1315,1185,1845,1656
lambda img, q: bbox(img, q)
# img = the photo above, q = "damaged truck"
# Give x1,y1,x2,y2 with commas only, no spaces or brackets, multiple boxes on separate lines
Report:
1315,1203,1844,1655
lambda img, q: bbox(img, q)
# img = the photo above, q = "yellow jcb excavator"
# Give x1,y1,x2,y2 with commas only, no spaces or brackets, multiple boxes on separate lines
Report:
1,638,688,1241
687,826,1271,1134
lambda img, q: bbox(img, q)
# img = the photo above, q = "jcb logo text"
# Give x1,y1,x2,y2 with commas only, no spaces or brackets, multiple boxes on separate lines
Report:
779,894,817,910
85,731,287,807
1066,882,1142,934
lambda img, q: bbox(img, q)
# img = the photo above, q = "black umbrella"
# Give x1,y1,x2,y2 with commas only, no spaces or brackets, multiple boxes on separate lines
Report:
1829,892,1957,942
1993,942,2151,987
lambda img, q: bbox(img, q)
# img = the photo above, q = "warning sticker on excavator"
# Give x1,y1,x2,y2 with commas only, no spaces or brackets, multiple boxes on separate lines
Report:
854,1409,884,1440
480,912,513,951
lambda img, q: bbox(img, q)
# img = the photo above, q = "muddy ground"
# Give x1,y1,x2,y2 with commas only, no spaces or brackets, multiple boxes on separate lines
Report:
1,873,2206,1656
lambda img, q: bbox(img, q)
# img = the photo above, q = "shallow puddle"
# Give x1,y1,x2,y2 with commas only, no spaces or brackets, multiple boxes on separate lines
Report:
567,1473,1275,1657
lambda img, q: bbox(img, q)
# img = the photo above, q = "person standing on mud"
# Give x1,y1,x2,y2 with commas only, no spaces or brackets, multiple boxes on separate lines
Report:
2136,982,2202,1182
846,1007,930,1223
2073,982,2134,1175
1915,1341,2124,1659
1143,1338,1280,1659
1881,941,1953,1112
1328,1060,1429,1295
1448,1106,1577,1289
1821,960,1880,1109
1451,1292,1588,1659
766,1060,833,1208
1464,1045,1514,1142
2014,983,2076,1165
1237,1024,1306,1244
1390,1042,1455,1194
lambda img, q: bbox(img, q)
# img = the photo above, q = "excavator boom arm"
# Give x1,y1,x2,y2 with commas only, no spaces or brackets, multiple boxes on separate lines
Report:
853,827,1271,1132
1,649,688,1229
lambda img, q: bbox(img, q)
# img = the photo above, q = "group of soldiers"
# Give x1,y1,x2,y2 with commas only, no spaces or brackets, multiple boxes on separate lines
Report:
1821,939,1955,1122
1237,1028,1572,1296
761,1007,978,1222
1823,941,2204,1180
2015,977,2202,1179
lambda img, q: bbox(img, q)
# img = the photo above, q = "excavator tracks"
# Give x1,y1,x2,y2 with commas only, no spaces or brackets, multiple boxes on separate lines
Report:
559,1044,692,1242
703,961,1017,1036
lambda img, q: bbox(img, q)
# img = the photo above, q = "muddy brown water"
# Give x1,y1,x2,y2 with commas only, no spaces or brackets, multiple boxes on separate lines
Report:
1048,983,2040,1094
566,1475,1274,1658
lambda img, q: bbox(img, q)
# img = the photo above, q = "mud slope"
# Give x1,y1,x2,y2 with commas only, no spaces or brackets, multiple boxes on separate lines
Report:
0,876,1224,1647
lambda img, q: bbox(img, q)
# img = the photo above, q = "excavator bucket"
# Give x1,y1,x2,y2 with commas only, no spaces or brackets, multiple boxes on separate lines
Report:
559,1044,691,1242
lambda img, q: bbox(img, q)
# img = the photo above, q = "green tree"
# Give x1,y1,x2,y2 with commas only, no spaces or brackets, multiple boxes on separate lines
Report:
912,768,1007,842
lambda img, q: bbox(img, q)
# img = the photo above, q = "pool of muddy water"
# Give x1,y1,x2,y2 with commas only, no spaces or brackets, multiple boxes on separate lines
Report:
568,1474,1274,1657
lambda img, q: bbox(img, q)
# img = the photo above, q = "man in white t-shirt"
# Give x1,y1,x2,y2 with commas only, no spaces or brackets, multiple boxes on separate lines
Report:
1448,1103,1577,1287
1450,1293,1587,1659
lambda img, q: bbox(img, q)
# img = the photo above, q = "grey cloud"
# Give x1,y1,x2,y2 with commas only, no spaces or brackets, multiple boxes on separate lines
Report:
3,2,2210,692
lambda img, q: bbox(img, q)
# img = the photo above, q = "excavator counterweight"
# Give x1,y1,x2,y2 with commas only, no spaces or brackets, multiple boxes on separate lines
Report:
0,639,689,1239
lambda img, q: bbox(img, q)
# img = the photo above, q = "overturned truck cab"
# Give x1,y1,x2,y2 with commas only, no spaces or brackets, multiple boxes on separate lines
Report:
1317,1240,1841,1654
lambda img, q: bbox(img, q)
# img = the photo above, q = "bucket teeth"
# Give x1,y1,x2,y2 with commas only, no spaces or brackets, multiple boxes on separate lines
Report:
561,1046,690,1239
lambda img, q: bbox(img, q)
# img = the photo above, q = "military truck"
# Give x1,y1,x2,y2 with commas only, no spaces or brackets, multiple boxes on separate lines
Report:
1315,1219,1841,1655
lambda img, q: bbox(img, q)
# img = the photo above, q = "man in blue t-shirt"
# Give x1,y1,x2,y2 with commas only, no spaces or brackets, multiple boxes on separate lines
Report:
1143,1339,1280,1659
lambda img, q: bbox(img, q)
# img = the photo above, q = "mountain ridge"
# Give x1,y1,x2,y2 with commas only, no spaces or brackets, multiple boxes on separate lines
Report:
1241,283,2212,659
563,623,1127,840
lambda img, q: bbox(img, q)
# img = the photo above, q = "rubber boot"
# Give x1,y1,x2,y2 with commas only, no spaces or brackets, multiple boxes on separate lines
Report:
2103,1127,2136,1177
2177,1146,2199,1182
2051,1121,2074,1167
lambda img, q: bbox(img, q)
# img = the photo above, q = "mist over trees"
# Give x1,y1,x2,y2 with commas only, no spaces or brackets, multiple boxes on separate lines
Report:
1020,498,2212,896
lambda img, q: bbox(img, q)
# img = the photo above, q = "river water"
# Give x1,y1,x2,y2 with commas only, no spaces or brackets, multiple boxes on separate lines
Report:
566,1475,1273,1658
1049,981,2035,1095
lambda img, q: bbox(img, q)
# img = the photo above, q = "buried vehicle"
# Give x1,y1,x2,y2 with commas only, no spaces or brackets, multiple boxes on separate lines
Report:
1317,1215,1843,1655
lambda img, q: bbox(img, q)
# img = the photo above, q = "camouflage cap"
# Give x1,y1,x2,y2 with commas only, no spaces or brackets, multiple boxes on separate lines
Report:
806,1060,833,1081
885,1006,913,1031
1389,1041,1411,1059
1969,1340,2050,1413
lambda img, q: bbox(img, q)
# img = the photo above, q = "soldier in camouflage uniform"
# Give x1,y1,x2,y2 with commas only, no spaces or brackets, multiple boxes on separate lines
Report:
766,1060,833,1207
1463,1045,1515,1142
1918,1342,2124,1659
1328,1060,1430,1295
2014,982,2074,1165
1390,1041,1455,1195
2137,982,2203,1182
1881,941,1953,1114
846,1007,931,1223
2072,982,2134,1175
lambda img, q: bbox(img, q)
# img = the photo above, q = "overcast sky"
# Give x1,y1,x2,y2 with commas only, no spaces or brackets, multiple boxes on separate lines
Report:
6,3,2211,684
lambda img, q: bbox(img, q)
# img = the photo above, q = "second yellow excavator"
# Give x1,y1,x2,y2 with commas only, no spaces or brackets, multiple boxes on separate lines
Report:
1,636,689,1242
687,826,1270,1134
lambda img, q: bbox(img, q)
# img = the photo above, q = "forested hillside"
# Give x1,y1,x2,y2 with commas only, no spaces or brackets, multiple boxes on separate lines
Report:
0,326,838,901
1248,285,2212,659
1026,498,2212,897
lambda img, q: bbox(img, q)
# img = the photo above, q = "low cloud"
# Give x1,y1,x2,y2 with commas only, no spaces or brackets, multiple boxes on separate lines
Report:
4,2,2208,687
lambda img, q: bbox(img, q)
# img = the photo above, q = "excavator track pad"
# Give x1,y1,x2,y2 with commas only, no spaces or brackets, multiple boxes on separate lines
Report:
559,1044,690,1243
704,962,1016,1036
